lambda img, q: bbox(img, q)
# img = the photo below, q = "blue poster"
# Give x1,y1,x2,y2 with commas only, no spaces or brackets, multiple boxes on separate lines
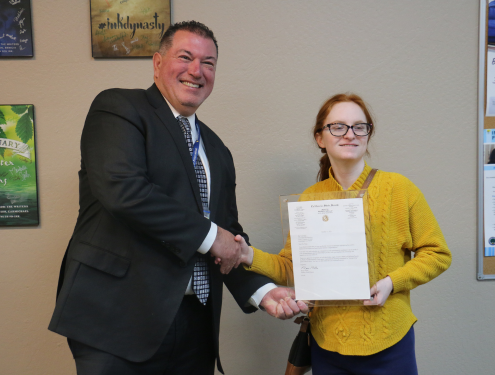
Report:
484,129,495,144
0,0,33,57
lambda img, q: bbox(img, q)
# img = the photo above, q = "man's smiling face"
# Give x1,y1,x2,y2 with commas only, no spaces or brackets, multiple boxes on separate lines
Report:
153,30,217,116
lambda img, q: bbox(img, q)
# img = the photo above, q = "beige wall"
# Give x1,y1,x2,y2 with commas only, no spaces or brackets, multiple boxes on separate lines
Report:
1,1,492,374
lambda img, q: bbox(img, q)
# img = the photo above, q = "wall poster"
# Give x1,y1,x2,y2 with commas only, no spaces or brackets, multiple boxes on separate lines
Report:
479,0,495,278
0,0,34,57
0,105,39,226
90,0,171,58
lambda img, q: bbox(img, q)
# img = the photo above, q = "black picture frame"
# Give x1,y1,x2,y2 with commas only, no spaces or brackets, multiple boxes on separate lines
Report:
0,0,34,57
0,104,39,226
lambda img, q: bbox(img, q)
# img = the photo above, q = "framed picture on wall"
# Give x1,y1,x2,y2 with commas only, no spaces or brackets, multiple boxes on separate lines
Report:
0,105,39,226
90,0,171,58
0,0,34,57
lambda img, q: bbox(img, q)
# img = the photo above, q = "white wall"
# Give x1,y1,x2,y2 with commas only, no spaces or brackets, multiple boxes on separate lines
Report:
1,1,492,374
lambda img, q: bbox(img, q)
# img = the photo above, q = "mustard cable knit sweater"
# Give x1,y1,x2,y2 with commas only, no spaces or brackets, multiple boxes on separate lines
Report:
247,163,451,356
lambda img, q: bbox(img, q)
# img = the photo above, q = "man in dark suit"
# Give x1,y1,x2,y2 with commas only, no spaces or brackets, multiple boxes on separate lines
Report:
49,21,307,375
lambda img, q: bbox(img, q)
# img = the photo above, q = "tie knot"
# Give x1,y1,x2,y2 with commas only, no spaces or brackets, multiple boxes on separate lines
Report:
177,116,192,134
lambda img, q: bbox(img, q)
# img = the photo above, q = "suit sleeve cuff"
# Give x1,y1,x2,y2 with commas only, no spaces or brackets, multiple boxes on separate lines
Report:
248,283,277,308
197,222,217,254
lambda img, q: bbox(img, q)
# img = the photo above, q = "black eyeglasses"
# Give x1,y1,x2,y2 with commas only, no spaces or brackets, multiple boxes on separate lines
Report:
318,123,372,137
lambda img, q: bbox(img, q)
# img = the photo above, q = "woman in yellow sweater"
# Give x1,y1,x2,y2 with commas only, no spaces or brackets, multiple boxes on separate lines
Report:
238,93,451,375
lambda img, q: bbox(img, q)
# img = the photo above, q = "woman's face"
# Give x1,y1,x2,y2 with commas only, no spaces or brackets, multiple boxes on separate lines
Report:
316,101,369,165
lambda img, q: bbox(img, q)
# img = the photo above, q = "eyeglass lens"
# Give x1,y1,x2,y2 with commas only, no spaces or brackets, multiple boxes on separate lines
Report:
327,123,371,136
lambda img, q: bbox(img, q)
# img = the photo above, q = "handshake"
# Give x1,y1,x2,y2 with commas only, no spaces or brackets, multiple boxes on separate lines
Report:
209,227,309,319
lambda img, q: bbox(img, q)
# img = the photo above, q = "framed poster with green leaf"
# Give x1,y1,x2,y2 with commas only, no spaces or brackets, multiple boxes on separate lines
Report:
0,105,39,226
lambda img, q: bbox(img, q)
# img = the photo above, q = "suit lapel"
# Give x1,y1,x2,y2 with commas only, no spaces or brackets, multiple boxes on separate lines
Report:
198,119,221,223
146,85,203,213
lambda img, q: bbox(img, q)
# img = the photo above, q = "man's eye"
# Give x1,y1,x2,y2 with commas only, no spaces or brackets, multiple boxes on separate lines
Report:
179,55,191,61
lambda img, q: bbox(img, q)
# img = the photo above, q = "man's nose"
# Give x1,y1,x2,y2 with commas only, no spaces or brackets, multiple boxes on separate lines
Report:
188,59,202,78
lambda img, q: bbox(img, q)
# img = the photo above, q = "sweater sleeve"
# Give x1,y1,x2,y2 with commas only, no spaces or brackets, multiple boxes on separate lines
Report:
244,236,294,286
388,182,452,293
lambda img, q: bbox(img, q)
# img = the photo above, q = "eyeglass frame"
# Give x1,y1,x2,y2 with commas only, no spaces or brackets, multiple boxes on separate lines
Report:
317,122,373,137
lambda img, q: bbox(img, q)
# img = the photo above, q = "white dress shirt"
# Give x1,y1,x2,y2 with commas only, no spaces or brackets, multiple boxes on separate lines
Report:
163,98,276,307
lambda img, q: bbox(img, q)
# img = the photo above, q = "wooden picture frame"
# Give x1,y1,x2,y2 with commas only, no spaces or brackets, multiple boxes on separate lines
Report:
90,0,171,58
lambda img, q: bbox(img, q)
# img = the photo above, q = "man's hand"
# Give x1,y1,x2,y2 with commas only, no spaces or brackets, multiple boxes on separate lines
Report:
209,227,242,274
260,287,309,319
363,276,393,306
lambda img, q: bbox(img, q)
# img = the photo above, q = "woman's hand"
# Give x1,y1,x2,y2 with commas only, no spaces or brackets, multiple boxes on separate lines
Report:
235,234,254,266
363,276,393,306
213,234,254,266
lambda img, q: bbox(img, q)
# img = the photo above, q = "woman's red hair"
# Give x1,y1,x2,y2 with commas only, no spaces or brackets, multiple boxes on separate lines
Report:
313,93,375,181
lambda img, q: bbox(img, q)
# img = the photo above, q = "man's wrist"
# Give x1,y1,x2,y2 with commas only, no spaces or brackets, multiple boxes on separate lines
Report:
248,283,277,308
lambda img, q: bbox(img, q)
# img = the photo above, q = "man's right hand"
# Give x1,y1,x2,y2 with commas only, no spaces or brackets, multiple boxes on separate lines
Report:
260,287,309,319
209,227,242,274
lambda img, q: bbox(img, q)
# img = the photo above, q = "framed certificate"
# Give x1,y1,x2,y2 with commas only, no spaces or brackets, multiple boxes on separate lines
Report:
0,104,39,226
280,190,376,306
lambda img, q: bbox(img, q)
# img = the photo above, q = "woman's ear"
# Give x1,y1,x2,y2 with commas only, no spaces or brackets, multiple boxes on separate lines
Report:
315,132,325,149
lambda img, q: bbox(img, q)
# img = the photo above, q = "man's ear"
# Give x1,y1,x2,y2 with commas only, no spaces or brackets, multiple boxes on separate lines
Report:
152,52,163,79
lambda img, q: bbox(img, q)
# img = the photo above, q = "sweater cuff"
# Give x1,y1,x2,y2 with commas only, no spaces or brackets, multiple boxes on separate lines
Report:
244,247,270,273
387,270,403,294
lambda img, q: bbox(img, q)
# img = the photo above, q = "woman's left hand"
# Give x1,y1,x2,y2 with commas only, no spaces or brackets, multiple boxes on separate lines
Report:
363,276,393,306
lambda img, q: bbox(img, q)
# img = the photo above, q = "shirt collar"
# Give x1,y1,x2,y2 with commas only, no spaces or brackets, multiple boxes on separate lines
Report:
161,94,196,127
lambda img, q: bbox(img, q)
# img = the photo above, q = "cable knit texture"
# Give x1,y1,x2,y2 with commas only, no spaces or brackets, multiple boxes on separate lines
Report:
246,163,451,356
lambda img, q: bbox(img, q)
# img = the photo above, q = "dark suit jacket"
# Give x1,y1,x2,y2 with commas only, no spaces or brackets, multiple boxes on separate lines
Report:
48,84,271,371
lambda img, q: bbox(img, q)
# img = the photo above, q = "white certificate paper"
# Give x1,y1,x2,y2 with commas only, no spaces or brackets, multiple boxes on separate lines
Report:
288,198,370,300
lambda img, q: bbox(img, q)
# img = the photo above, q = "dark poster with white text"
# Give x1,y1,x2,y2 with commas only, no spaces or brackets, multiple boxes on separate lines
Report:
0,0,34,57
